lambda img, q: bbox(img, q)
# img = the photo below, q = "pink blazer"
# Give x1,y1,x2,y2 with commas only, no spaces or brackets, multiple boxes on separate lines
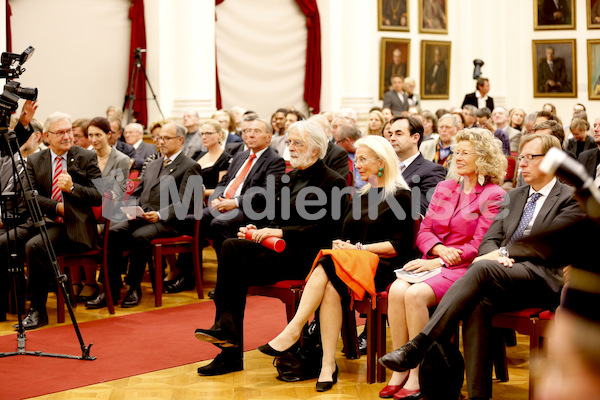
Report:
417,179,505,280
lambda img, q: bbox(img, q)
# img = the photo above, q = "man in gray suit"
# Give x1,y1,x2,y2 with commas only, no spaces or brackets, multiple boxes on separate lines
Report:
89,122,202,309
17,112,103,329
379,133,583,400
383,75,409,116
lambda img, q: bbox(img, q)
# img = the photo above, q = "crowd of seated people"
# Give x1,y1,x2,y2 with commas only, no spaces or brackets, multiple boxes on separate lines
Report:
2,92,597,400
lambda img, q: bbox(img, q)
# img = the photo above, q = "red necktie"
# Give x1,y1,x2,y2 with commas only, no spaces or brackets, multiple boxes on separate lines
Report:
225,153,256,199
52,156,64,222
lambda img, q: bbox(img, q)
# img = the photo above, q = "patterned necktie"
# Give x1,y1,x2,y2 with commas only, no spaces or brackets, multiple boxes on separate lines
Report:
225,153,256,199
399,161,406,173
163,157,170,168
52,156,64,223
507,193,542,246
4,157,24,192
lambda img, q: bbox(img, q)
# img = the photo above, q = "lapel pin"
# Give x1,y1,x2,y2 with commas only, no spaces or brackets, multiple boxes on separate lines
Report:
70,158,74,162
170,168,174,172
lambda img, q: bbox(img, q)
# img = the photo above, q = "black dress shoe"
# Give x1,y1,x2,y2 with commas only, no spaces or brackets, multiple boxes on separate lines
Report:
197,352,243,376
121,287,142,308
378,334,432,372
358,329,367,355
194,328,238,348
164,275,195,293
13,308,48,330
316,364,338,392
208,290,215,299
257,341,299,357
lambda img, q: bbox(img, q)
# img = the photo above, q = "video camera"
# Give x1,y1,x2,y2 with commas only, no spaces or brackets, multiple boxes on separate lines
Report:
0,46,37,113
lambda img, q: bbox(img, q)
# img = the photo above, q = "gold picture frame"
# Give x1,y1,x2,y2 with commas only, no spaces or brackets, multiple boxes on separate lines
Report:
420,40,451,100
379,38,411,99
418,0,448,34
587,0,600,28
378,0,409,31
534,0,576,30
532,39,577,98
588,39,600,99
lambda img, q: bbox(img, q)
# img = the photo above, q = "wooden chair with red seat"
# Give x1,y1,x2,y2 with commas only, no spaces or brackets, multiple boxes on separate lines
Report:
505,155,518,188
491,307,544,400
247,280,305,323
56,196,115,322
150,217,204,307
341,216,423,383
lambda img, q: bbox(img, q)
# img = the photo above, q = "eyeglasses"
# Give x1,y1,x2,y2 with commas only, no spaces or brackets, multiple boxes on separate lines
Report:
285,139,306,148
200,131,218,137
518,154,545,164
48,128,73,136
156,136,179,142
454,150,476,157
335,138,347,145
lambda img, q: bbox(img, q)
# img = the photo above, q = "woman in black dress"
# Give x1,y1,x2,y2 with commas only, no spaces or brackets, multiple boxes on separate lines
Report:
259,135,415,392
192,119,232,198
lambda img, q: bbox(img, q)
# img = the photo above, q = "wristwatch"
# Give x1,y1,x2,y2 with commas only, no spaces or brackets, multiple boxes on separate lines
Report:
499,247,509,258
69,185,75,194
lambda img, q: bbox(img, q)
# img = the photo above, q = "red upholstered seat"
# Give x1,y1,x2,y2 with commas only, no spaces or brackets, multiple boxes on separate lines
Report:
150,218,204,307
247,280,305,322
505,155,518,188
263,280,305,289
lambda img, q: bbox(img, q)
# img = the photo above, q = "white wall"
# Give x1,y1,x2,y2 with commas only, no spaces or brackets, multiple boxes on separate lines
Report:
9,0,131,123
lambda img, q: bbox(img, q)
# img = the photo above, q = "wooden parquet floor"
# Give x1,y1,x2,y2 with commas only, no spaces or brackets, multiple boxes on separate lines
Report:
0,248,530,400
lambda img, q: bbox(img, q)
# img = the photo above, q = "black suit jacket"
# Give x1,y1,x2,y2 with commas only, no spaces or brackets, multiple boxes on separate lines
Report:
26,146,102,248
0,155,29,221
135,141,157,161
132,152,202,223
212,147,286,211
224,141,245,157
323,142,350,180
402,153,446,216
577,146,599,178
226,132,243,144
116,140,144,170
565,136,595,158
461,92,494,110
267,159,348,274
478,180,582,292
538,57,569,92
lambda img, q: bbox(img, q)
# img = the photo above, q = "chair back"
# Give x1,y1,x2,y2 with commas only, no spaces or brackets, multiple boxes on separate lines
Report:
505,155,518,186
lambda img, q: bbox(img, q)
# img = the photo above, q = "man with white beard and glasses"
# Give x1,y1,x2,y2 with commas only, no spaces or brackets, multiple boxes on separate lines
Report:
194,120,349,376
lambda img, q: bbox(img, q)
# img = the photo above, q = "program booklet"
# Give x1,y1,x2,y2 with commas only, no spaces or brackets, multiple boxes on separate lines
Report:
394,267,442,283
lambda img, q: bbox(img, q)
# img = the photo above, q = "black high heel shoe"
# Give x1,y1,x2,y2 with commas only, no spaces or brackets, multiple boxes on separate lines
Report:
316,364,338,392
257,340,299,357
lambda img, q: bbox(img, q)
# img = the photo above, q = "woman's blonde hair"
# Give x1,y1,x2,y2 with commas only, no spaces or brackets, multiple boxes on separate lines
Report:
366,110,386,136
354,135,408,199
200,119,224,144
450,128,507,185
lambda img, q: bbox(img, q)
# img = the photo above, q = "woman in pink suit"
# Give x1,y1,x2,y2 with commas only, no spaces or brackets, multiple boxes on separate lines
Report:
380,128,507,400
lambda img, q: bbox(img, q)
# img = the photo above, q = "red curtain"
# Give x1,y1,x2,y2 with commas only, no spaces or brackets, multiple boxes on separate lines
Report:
295,0,321,114
214,0,322,114
6,0,11,52
126,0,148,127
215,0,225,109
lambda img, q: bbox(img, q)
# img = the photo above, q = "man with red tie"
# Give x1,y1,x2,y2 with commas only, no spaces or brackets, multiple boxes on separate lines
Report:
16,112,102,329
200,118,285,260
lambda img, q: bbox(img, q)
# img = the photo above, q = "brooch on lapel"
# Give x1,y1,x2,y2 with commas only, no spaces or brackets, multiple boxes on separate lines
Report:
169,168,174,173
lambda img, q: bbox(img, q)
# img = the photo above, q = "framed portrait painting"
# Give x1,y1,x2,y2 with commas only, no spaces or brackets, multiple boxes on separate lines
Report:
588,0,600,28
420,40,451,99
418,0,448,34
532,39,577,98
534,0,576,30
379,38,410,99
588,40,600,99
378,0,409,31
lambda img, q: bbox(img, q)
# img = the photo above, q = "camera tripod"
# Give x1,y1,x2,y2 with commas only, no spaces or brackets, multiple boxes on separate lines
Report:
0,46,95,361
123,47,164,125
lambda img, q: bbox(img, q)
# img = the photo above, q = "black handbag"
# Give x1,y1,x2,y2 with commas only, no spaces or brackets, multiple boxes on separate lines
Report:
419,341,465,400
275,317,322,382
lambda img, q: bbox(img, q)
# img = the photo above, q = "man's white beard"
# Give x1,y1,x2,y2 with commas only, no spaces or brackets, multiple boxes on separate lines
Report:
289,150,313,169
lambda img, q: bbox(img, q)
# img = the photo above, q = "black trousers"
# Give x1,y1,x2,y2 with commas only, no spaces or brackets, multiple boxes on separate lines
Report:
211,238,307,361
107,219,179,296
422,260,560,398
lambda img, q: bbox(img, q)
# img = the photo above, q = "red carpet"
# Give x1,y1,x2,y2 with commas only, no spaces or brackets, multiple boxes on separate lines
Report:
0,296,288,400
